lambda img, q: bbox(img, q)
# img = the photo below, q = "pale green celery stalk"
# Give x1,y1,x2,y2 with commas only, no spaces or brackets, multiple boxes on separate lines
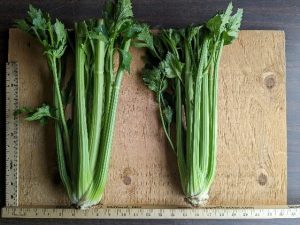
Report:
17,2,140,209
104,45,114,116
183,40,193,185
142,3,242,207
175,79,186,192
89,19,106,172
206,39,224,189
53,90,73,202
199,38,209,193
187,37,209,206
48,55,73,202
15,4,73,204
74,22,92,204
86,40,131,205
49,58,72,166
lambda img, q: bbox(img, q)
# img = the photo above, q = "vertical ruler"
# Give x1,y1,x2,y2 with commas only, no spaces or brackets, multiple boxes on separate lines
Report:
5,62,19,207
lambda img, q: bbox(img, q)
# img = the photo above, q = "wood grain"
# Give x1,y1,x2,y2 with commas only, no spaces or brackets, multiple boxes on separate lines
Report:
1,1,299,225
8,29,286,208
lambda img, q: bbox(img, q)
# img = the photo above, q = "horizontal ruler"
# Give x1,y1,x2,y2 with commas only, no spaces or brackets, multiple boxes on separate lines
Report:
2,206,300,219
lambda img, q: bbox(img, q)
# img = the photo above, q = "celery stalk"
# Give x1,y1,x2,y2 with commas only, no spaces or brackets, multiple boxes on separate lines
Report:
142,3,243,206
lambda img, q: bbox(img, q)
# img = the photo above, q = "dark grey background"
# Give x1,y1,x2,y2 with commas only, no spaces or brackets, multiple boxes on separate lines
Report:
0,0,300,224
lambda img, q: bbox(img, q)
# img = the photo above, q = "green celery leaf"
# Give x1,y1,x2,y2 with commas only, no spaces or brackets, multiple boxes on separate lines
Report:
15,19,31,32
161,79,168,92
161,29,181,49
90,24,108,42
206,2,233,36
115,0,133,22
119,48,132,73
15,104,57,125
16,5,68,59
142,68,162,94
54,20,67,44
14,106,34,116
28,4,43,21
206,14,223,34
160,52,183,80
104,0,133,38
130,24,155,51
183,26,202,42
122,22,142,38
222,2,234,25
88,32,108,42
223,8,243,45
32,16,47,31
163,105,173,126
153,36,166,58
52,19,67,57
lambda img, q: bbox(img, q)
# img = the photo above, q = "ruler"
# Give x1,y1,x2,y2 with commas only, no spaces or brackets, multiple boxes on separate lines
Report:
1,205,300,219
5,62,19,207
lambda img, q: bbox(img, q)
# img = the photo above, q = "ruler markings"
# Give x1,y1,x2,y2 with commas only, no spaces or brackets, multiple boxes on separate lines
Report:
5,62,19,207
1,206,300,219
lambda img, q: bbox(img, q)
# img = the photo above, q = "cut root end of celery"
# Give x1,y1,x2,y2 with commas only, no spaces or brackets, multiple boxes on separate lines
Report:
74,201,100,210
186,192,209,206
73,198,102,210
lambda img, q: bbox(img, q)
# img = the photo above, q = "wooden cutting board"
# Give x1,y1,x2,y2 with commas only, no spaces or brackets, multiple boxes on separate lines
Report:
8,28,287,207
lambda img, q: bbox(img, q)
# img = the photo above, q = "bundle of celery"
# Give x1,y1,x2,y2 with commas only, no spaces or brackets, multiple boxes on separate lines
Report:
142,3,243,206
15,0,152,209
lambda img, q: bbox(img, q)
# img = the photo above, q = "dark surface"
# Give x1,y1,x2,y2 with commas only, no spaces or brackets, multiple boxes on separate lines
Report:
0,0,300,224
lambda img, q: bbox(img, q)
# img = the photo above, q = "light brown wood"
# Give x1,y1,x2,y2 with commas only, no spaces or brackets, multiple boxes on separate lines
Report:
8,29,287,207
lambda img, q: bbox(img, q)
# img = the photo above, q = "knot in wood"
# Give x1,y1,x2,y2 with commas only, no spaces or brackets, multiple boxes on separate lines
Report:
264,73,276,89
258,173,268,186
123,176,132,185
122,167,132,185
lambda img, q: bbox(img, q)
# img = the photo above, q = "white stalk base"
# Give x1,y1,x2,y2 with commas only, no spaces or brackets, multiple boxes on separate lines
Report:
186,192,209,206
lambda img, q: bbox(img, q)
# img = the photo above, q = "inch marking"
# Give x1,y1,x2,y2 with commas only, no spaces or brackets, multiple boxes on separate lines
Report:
1,206,300,219
5,62,19,207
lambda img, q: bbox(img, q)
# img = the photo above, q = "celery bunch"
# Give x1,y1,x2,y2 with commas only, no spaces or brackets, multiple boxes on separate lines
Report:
142,3,243,206
16,0,152,209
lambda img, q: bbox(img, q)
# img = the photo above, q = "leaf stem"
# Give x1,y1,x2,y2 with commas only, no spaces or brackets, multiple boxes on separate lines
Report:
158,91,175,151
50,58,71,168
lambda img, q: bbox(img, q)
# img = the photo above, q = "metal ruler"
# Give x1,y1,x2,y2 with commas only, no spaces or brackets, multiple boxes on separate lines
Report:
2,62,300,220
1,205,300,219
5,62,19,207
